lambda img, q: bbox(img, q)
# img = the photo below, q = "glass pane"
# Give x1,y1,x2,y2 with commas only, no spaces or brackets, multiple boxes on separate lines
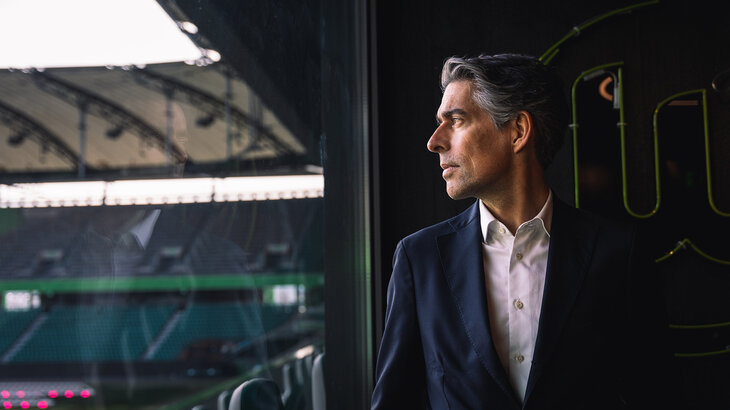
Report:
0,1,326,408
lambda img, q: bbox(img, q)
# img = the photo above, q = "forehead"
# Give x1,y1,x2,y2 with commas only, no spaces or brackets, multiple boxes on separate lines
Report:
437,81,476,115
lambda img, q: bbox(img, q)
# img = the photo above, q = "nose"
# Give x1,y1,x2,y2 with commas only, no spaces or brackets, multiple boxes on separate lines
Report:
427,123,449,153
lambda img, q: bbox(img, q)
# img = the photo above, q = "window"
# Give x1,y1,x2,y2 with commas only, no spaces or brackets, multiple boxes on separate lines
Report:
0,0,363,408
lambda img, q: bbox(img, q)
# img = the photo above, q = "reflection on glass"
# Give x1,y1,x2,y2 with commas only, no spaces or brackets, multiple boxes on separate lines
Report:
0,1,325,409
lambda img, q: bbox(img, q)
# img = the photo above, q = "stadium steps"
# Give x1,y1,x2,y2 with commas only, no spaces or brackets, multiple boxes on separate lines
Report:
9,303,176,362
0,310,46,362
142,308,184,360
148,302,296,360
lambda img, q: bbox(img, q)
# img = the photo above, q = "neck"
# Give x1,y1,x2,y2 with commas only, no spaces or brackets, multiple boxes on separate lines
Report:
479,170,549,235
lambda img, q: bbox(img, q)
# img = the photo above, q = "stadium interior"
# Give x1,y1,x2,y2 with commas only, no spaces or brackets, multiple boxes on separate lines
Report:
0,0,325,408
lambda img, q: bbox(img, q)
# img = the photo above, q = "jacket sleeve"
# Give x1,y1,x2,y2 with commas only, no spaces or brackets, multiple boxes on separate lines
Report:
371,239,427,409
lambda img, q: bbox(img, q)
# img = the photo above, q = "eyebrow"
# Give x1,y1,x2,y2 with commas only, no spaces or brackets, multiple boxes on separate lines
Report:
436,108,467,124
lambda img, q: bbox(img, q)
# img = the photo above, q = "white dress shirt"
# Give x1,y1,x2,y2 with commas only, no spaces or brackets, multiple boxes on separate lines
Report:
113,209,161,274
479,191,552,403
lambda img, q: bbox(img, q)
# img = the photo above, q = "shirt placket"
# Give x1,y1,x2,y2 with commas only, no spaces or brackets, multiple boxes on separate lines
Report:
507,223,535,397
485,222,512,376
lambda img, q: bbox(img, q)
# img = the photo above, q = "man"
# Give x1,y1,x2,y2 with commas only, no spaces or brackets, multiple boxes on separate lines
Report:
371,54,675,409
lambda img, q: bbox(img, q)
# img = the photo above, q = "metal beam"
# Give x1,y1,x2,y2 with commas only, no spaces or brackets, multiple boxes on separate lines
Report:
0,99,81,169
30,70,189,164
130,67,297,156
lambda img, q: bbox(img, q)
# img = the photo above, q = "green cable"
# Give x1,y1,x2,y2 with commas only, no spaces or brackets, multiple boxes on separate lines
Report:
572,67,707,218
618,67,662,219
701,90,730,217
540,0,660,64
570,62,624,208
652,88,729,217
548,1,729,217
670,320,730,330
656,239,730,358
570,62,663,216
655,238,730,265
674,349,730,358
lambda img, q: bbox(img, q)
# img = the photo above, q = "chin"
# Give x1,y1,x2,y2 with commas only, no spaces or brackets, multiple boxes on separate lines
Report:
446,187,470,201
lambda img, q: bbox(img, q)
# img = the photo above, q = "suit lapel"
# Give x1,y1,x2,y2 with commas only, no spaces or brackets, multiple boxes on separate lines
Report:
437,202,520,406
523,199,598,405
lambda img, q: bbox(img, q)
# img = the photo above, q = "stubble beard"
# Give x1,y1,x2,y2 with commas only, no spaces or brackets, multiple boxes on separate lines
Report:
445,173,476,201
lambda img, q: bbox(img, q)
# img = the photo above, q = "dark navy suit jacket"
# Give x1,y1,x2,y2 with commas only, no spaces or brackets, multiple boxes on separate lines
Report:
372,198,674,410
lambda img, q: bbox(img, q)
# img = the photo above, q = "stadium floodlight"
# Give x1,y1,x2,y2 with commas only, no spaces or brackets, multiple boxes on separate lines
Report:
213,175,324,202
178,21,199,35
294,345,316,360
105,177,214,205
104,125,125,139
0,174,324,208
0,0,204,69
7,131,27,147
205,49,222,63
0,180,106,207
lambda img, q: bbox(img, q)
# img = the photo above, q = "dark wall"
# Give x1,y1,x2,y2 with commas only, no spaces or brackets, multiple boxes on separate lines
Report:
374,0,730,407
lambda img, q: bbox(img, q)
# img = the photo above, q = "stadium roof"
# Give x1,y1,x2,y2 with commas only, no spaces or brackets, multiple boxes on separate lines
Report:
0,0,309,177
0,0,202,69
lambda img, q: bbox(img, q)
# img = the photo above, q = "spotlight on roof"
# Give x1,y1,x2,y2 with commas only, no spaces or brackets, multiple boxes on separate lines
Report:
205,49,222,63
178,21,199,35
195,114,216,128
7,131,28,147
105,125,124,139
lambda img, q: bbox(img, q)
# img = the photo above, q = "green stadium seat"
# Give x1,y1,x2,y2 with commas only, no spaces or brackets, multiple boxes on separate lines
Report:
228,378,283,410
10,303,175,362
0,309,42,357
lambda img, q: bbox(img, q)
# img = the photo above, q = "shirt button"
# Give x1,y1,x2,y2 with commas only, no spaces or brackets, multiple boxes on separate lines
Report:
514,299,524,310
498,226,506,234
514,354,525,363
515,252,523,261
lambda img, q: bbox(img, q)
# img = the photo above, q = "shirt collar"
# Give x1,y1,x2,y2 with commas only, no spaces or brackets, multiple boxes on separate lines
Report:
127,209,161,250
479,190,553,243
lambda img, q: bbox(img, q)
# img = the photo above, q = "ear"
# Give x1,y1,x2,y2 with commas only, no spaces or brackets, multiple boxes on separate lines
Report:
511,111,533,154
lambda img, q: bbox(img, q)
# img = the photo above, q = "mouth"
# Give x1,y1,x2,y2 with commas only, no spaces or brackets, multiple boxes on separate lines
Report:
440,163,457,178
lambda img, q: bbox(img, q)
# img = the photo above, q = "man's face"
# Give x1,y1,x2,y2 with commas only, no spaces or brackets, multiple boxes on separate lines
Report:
427,80,514,200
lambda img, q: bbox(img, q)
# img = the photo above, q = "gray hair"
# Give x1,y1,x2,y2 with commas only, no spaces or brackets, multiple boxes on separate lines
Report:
440,54,568,169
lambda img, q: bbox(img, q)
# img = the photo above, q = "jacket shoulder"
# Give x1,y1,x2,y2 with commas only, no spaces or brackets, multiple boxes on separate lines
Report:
400,202,479,248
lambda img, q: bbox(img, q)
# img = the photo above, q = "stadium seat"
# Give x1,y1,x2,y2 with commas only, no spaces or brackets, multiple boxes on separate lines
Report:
151,302,295,361
10,303,175,362
0,309,42,357
228,378,284,410
280,360,306,410
217,389,231,410
311,352,325,410
302,353,315,410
